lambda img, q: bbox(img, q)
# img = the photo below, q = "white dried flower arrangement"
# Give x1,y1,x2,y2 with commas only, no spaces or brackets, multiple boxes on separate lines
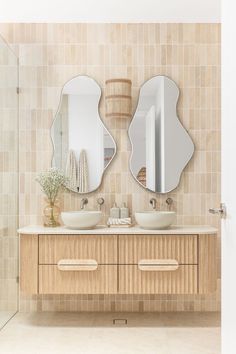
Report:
36,168,68,203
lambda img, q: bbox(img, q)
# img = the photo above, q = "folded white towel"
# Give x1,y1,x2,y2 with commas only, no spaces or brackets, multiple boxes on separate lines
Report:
107,217,132,227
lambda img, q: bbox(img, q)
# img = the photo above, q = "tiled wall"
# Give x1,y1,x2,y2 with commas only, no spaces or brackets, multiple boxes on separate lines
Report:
0,35,18,315
0,23,221,312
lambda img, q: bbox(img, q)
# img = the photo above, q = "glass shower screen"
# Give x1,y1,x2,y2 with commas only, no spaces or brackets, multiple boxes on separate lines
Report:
0,34,19,328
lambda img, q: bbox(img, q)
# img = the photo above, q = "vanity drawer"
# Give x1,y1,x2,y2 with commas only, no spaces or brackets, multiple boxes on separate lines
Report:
39,265,117,294
39,235,117,265
119,235,198,265
119,265,198,294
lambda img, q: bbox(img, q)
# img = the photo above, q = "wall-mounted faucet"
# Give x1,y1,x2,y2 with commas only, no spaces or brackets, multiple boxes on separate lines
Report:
80,198,88,210
150,198,157,210
166,197,173,210
97,197,105,210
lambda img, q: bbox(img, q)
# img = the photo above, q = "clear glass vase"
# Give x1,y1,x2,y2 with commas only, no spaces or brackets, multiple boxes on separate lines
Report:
43,199,60,227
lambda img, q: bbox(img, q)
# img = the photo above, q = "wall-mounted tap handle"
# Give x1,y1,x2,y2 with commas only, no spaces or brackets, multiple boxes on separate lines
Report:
150,198,157,210
166,198,173,209
97,197,105,210
80,198,88,210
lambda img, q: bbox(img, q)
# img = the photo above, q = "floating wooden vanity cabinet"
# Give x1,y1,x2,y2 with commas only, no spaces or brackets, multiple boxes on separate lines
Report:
39,235,117,294
119,235,198,294
18,226,218,296
20,234,38,294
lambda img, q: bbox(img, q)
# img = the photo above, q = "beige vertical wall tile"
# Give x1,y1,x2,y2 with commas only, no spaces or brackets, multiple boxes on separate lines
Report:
0,34,18,313
0,23,221,313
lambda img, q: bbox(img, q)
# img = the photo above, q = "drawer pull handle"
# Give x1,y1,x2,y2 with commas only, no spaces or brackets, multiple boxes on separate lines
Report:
138,259,179,271
57,259,98,271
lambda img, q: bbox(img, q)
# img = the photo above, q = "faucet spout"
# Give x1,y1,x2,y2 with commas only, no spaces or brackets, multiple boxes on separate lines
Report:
80,198,88,210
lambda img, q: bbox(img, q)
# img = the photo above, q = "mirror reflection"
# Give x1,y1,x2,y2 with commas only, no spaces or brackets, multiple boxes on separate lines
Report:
129,76,194,193
51,76,116,193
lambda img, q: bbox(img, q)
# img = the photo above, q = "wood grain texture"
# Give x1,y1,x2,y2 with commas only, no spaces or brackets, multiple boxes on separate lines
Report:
20,232,217,296
198,234,217,293
119,265,198,294
20,234,38,294
39,235,118,265
119,235,198,265
39,265,117,294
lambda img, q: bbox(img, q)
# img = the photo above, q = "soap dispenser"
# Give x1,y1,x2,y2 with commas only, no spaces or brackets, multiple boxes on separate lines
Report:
110,202,120,218
120,202,129,218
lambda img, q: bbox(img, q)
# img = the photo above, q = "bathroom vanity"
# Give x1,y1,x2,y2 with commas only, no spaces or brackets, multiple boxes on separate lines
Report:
17,74,218,297
18,226,217,296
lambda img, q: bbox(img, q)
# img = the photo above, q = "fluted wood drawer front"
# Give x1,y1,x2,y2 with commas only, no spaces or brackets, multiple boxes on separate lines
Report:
119,235,198,264
39,265,117,294
39,235,117,264
119,265,198,294
20,234,38,294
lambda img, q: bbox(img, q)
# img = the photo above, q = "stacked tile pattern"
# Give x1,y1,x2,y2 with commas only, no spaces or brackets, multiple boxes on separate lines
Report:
0,23,221,312
0,35,18,315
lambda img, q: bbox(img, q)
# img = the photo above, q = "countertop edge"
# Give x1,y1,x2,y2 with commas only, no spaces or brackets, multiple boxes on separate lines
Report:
17,225,218,235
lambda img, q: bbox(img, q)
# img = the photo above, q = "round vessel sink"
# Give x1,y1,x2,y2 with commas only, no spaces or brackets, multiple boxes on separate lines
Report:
135,211,176,230
61,211,102,229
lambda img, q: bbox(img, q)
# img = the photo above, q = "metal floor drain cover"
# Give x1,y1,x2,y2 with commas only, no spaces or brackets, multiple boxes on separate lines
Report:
113,319,128,325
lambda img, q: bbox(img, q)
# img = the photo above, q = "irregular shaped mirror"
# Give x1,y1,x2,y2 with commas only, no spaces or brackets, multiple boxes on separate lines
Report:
129,76,194,193
51,76,116,193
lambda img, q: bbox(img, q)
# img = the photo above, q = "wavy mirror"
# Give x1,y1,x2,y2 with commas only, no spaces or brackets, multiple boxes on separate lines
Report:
129,76,194,193
51,75,116,193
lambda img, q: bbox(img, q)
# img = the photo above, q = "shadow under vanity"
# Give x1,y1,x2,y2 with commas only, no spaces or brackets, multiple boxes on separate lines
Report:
18,74,218,297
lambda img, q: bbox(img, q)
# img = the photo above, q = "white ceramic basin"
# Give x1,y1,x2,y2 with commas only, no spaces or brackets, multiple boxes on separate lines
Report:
135,211,176,230
61,211,102,229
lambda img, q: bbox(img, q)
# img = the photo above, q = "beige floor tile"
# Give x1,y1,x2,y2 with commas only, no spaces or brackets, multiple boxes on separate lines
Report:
0,311,16,329
0,312,220,354
166,328,220,354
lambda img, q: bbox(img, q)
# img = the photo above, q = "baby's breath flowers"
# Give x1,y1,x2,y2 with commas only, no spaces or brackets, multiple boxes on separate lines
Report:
36,168,68,203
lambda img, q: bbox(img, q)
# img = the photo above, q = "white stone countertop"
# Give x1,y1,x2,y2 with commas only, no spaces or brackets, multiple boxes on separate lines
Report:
18,225,218,235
